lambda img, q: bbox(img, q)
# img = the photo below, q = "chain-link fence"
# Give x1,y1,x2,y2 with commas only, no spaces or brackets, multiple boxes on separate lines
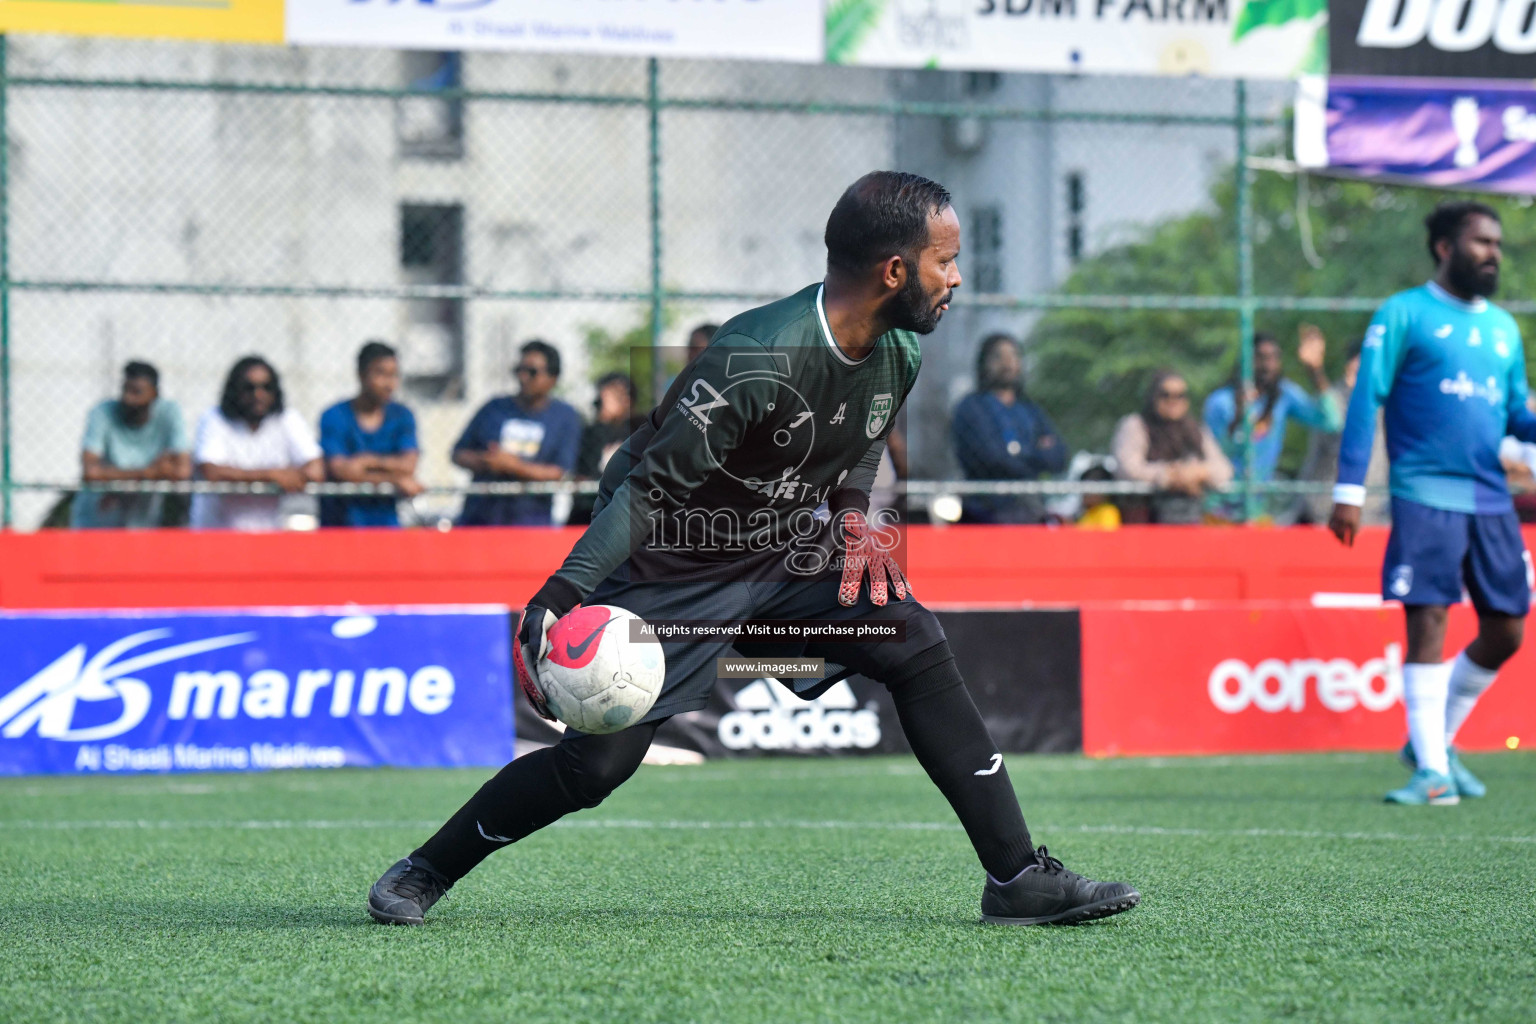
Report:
2,35,1525,531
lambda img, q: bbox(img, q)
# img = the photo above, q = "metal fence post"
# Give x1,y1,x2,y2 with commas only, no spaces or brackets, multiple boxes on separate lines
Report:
0,36,11,531
1235,78,1256,524
647,57,664,393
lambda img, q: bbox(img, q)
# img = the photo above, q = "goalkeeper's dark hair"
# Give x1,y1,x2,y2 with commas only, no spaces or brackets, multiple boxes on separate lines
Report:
218,355,284,421
1426,201,1499,263
825,171,952,275
123,360,159,390
357,340,397,377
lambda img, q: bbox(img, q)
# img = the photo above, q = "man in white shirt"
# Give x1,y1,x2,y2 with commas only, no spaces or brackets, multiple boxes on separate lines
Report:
191,356,323,531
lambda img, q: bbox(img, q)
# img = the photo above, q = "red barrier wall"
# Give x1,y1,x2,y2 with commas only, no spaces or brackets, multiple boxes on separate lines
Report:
0,525,1402,610
1081,603,1536,755
5,527,1531,758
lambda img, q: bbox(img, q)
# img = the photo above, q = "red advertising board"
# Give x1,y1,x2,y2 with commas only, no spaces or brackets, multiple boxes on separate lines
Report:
0,524,1397,610
1081,603,1536,756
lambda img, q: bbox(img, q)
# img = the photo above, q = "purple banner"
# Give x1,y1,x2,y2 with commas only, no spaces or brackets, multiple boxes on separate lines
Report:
1295,76,1536,195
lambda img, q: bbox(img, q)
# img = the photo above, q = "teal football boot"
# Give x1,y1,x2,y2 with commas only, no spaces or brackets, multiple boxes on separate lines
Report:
1446,749,1486,799
1398,741,1485,799
1384,767,1459,805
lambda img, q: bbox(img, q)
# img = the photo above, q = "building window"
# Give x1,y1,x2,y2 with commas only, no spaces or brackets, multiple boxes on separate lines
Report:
400,203,464,401
397,52,464,160
963,71,1002,98
1066,171,1085,266
970,205,1003,294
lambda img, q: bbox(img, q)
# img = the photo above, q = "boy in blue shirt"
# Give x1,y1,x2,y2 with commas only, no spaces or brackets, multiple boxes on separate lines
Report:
453,340,582,526
319,341,422,527
1330,201,1536,805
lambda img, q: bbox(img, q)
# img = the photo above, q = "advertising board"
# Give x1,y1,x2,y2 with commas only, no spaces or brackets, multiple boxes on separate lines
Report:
1330,0,1536,80
1082,603,1535,756
826,0,1327,78
1296,75,1536,195
287,0,824,61
0,607,514,775
0,0,284,43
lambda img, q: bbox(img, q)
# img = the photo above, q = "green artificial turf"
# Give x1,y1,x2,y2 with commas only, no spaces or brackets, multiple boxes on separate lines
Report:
2,752,1533,1023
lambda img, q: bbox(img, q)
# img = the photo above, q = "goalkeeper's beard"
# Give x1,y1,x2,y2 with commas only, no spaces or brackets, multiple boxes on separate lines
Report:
884,272,950,335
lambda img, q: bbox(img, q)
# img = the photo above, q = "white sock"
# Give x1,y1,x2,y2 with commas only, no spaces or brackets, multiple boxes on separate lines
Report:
1445,650,1499,747
1403,662,1452,776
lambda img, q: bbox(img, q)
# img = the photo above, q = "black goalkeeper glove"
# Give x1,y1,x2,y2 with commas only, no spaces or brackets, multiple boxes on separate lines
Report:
513,575,584,720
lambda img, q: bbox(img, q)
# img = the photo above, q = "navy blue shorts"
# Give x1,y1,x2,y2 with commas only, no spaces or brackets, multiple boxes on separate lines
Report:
1382,496,1532,616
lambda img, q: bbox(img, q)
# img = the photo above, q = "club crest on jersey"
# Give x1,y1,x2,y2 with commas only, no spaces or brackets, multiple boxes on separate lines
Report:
865,394,893,439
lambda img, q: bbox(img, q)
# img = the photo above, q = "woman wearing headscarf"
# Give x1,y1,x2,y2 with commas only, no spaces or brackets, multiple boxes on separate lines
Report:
1112,369,1232,524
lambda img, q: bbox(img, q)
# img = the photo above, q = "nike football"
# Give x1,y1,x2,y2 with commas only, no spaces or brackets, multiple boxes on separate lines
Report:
535,604,665,735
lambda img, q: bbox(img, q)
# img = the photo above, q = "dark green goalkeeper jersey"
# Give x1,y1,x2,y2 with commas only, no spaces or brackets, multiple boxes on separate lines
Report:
555,283,922,595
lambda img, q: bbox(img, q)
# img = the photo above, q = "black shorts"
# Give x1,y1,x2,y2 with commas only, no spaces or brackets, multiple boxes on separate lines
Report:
583,571,947,722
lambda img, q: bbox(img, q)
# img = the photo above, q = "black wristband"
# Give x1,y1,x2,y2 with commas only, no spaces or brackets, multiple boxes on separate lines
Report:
528,575,584,619
827,487,871,519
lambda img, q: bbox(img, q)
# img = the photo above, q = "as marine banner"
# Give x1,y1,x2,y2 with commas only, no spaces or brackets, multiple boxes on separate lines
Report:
0,0,284,43
0,607,514,776
825,0,1327,78
286,0,825,62
1295,76,1536,195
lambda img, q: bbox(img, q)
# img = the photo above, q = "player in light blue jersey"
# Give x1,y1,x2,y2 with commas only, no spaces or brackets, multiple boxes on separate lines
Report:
1330,202,1536,806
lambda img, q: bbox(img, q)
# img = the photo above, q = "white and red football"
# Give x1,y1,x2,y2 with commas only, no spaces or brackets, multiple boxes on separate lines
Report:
534,604,665,734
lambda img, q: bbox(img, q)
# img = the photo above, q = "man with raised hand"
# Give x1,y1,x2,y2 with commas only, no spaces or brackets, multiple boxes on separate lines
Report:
367,172,1140,928
1330,201,1536,805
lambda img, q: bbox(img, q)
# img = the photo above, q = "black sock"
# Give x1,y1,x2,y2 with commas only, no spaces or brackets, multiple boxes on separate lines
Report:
887,644,1037,880
413,721,660,883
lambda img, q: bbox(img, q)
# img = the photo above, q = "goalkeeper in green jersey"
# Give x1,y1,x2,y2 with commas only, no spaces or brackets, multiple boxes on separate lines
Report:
368,172,1141,928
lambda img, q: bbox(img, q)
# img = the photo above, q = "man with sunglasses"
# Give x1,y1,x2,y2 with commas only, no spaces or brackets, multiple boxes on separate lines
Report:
191,355,323,531
452,340,582,526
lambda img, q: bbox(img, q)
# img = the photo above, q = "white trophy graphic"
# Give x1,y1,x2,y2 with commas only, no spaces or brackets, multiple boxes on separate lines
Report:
1452,97,1481,169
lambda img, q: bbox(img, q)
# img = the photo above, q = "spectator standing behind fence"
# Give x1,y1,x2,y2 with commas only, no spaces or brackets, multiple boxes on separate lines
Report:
318,341,423,528
687,322,719,365
1112,370,1233,524
569,371,645,526
1203,327,1341,516
72,361,191,529
453,340,582,526
951,333,1067,524
190,356,323,531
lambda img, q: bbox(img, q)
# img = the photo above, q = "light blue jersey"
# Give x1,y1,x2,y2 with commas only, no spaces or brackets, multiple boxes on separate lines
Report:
1336,282,1536,515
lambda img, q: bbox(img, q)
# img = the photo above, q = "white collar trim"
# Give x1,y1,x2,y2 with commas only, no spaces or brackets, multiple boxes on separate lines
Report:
1427,280,1488,313
816,283,873,367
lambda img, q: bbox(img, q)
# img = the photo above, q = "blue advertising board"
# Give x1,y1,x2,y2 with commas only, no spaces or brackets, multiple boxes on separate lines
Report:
1296,76,1536,195
0,607,514,775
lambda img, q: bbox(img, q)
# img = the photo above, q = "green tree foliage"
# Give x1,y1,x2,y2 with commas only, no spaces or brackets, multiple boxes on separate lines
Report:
583,307,686,412
1027,171,1536,461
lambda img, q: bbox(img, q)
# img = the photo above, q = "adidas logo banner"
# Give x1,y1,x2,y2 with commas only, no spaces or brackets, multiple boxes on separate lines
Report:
0,608,514,776
718,678,883,752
